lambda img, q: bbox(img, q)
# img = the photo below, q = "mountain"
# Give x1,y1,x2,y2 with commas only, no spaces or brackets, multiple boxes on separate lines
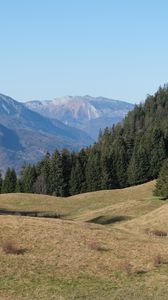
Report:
25,95,134,139
0,94,93,173
21,85,168,196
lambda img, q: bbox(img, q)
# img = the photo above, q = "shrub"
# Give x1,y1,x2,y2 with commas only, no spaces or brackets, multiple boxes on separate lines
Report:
154,254,163,267
146,229,168,237
2,241,25,255
123,261,133,275
88,240,107,251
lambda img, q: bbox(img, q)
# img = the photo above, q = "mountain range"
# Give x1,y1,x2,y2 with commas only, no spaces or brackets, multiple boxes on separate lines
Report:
0,94,133,173
26,95,134,139
0,94,93,173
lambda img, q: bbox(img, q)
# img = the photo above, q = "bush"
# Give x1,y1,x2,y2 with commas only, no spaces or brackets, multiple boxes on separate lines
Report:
123,261,133,275
88,240,107,251
146,229,167,237
2,241,26,255
154,254,163,267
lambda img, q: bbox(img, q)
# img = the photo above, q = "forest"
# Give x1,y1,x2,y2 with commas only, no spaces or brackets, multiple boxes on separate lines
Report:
1,85,168,197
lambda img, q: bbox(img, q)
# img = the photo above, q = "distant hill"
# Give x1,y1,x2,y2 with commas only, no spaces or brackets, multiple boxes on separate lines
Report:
26,95,134,139
0,94,93,172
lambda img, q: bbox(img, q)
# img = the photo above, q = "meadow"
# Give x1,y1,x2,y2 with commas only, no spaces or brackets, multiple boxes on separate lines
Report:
0,181,168,299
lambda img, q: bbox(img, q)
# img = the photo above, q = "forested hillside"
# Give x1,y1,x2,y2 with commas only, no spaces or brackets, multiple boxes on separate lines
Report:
1,85,168,196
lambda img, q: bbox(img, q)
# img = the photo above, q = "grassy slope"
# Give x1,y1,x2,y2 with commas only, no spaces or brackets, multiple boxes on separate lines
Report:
0,181,168,299
0,180,162,221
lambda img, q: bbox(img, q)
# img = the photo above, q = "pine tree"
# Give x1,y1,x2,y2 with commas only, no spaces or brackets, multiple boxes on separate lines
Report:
148,129,166,178
20,164,37,193
78,149,88,192
112,137,128,187
15,179,23,192
127,139,150,185
154,159,168,198
101,152,117,189
0,171,2,193
61,149,72,196
2,168,17,193
69,156,84,195
85,148,102,192
50,149,64,196
33,175,47,194
36,152,51,194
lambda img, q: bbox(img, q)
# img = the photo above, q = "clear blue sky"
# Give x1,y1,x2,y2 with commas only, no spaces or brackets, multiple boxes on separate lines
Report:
0,0,168,103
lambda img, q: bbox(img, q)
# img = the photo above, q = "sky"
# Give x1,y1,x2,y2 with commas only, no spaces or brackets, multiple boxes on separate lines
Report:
0,0,168,103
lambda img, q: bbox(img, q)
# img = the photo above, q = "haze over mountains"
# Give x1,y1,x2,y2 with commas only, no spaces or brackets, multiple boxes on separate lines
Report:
26,95,134,139
0,93,133,172
0,94,93,172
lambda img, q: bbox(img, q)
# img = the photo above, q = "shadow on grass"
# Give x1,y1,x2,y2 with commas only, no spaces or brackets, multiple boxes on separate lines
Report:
135,269,148,275
0,209,65,219
87,215,132,225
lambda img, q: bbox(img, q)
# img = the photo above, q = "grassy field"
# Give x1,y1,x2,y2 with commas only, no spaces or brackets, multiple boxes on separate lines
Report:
0,180,162,221
0,181,168,299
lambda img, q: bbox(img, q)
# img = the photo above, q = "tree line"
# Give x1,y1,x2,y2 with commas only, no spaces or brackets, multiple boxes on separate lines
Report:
1,84,168,196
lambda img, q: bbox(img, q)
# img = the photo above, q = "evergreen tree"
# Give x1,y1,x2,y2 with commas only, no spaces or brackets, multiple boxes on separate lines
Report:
101,151,117,189
50,149,64,196
69,156,84,195
20,164,37,193
112,137,128,187
0,171,2,193
33,175,47,194
36,152,51,194
148,130,166,178
154,159,168,198
78,149,88,192
127,140,150,185
61,149,72,196
2,168,17,193
15,178,23,192
85,148,102,192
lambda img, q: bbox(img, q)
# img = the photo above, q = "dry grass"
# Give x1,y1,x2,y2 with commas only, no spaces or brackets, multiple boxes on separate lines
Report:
0,181,168,299
0,180,163,222
0,213,168,299
121,201,168,235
